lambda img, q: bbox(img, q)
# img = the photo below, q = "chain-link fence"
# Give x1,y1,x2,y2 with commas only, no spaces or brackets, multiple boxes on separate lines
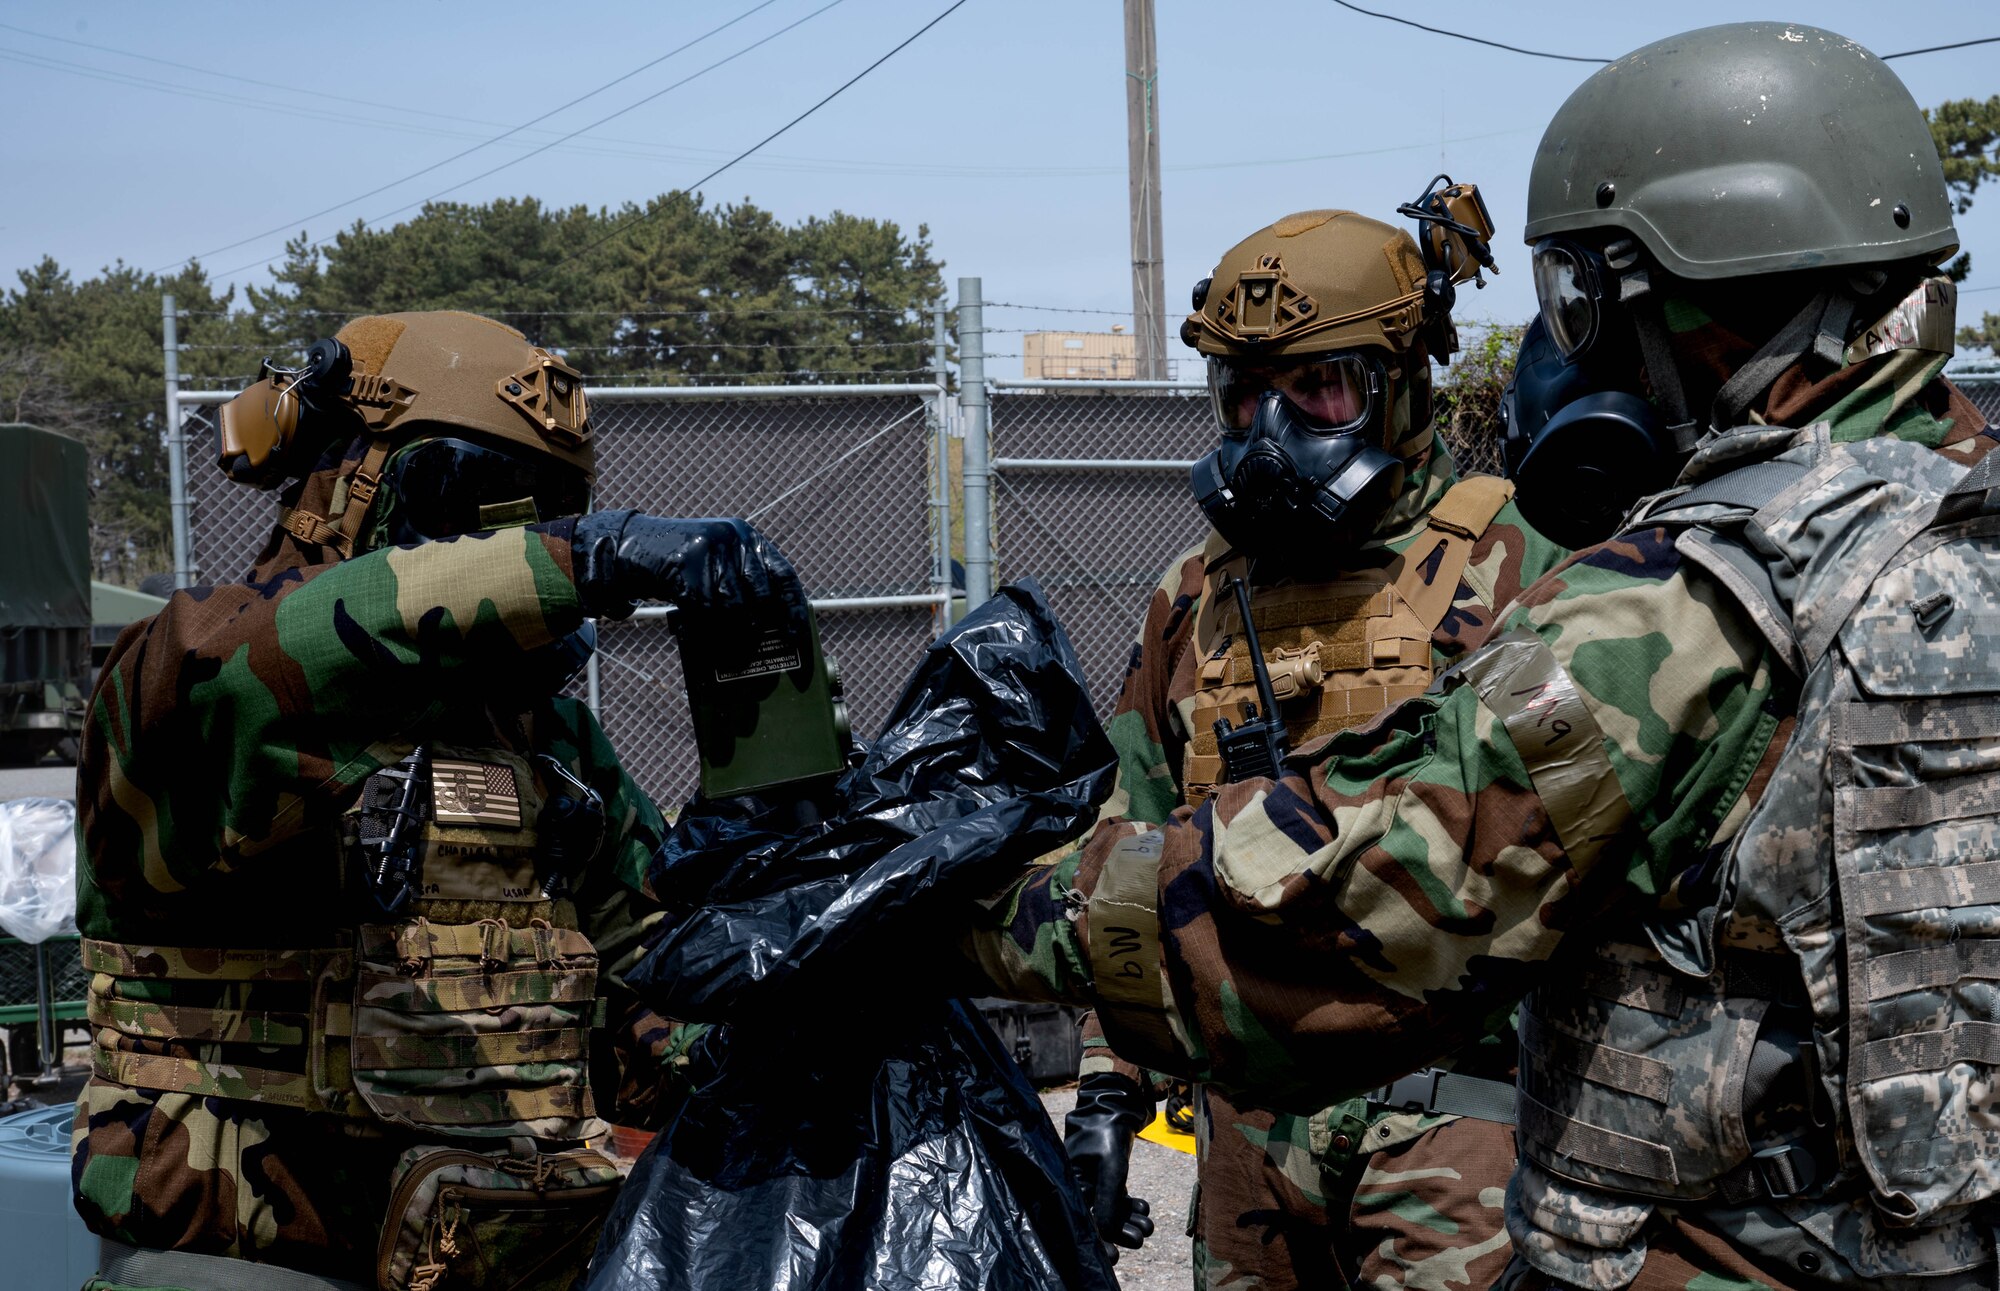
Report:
983,376,1515,717
177,386,951,806
986,382,1213,716
172,347,1519,804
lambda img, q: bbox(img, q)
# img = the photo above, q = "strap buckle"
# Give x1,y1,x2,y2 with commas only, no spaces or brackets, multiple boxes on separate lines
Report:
346,469,381,512
1752,1143,1817,1199
280,507,327,542
1374,1068,1443,1113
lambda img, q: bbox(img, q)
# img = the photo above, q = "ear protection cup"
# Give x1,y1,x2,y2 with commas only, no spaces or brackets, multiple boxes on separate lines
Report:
215,337,356,489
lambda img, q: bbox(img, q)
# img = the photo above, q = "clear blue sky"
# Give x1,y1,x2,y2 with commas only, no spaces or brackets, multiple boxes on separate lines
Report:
0,1,1994,377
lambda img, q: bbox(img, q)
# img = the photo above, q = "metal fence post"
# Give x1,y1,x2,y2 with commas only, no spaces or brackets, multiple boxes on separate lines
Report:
956,278,993,608
33,940,54,1075
163,294,192,588
930,303,955,625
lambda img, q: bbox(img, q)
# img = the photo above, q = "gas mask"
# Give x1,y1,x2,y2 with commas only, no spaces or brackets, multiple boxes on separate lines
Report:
1495,238,1686,550
1500,313,1669,551
370,435,592,548
1189,350,1406,571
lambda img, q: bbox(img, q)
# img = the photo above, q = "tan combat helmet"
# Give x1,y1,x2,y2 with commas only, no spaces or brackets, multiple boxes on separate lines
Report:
336,310,593,475
222,310,593,557
1181,210,1433,361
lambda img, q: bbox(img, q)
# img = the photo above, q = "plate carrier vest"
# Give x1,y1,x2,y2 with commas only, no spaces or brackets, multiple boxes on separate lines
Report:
84,740,603,1144
1510,426,2000,1287
1179,476,1515,807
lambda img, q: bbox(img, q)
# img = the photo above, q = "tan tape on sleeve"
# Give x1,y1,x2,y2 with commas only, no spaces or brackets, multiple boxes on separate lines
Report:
1086,830,1186,1072
1447,629,1632,870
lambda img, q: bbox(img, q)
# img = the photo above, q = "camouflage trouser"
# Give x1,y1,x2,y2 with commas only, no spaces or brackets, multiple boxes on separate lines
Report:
1189,1085,1518,1291
71,1080,400,1285
1349,1114,1517,1291
1189,1086,1341,1288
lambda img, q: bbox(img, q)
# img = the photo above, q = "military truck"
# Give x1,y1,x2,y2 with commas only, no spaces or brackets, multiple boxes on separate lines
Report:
0,424,90,765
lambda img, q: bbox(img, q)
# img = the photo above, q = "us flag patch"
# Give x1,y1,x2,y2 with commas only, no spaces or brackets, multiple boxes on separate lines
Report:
432,759,523,828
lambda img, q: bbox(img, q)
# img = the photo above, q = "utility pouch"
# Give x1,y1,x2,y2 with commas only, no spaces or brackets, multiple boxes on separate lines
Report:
376,1143,621,1291
351,917,600,1138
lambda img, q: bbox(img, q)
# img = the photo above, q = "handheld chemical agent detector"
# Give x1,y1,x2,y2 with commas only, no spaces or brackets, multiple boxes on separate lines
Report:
675,603,853,799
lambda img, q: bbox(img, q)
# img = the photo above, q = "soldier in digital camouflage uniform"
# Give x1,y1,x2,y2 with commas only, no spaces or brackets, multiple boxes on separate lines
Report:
1058,207,1567,1289
72,311,800,1290
963,24,2000,1291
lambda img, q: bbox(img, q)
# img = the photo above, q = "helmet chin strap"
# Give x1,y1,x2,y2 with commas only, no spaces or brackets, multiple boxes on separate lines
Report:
1604,239,1701,456
1620,245,1888,446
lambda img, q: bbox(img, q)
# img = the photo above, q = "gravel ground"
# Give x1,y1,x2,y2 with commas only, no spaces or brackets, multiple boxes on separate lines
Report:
1039,1087,1196,1291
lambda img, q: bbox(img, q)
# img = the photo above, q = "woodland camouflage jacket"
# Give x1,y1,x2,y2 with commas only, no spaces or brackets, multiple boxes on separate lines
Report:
968,348,1994,1118
72,522,685,1272
1079,446,1566,1105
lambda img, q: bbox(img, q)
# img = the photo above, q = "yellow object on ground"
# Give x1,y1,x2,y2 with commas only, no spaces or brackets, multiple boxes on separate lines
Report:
1138,1109,1196,1156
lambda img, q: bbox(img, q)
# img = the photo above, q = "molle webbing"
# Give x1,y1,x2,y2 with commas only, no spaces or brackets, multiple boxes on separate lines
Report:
351,916,599,1133
83,938,358,1114
1181,478,1512,804
1185,683,1430,791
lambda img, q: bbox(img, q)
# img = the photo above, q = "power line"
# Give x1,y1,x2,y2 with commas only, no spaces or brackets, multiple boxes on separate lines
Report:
1326,0,1607,64
163,0,787,273
0,48,489,139
1882,36,2000,59
1327,2,1994,65
0,20,1536,182
0,19,511,125
532,0,971,282
210,0,847,282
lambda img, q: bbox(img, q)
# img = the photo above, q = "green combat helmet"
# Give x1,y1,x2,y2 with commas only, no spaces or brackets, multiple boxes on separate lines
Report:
1504,23,1961,547
1526,22,1957,279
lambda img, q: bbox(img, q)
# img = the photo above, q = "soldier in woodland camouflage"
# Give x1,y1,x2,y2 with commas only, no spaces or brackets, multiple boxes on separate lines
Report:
1060,206,1565,1289
73,311,802,1290
962,24,2000,1291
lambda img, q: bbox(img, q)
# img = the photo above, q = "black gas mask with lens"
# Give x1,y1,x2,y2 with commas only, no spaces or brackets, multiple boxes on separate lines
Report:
1189,350,1405,572
1499,237,1681,550
1500,314,1670,550
375,435,592,547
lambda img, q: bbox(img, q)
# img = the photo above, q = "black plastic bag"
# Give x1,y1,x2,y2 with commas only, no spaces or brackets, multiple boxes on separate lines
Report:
627,579,1117,1021
585,1002,1118,1291
583,582,1119,1291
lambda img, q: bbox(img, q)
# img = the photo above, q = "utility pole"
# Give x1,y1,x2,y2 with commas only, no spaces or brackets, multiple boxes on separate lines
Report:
1123,0,1166,380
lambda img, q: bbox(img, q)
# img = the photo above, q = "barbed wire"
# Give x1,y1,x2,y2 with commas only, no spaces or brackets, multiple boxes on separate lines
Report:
575,367,941,382
178,304,934,320
178,337,939,354
174,369,941,388
982,302,1178,316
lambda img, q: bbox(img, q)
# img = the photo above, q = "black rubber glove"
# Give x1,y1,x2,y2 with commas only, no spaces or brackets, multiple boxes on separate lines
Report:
571,510,807,635
1064,1071,1157,1262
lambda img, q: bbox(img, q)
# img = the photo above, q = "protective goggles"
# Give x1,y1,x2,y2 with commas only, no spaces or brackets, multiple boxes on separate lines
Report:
1205,352,1384,436
381,436,591,543
1530,239,1616,359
